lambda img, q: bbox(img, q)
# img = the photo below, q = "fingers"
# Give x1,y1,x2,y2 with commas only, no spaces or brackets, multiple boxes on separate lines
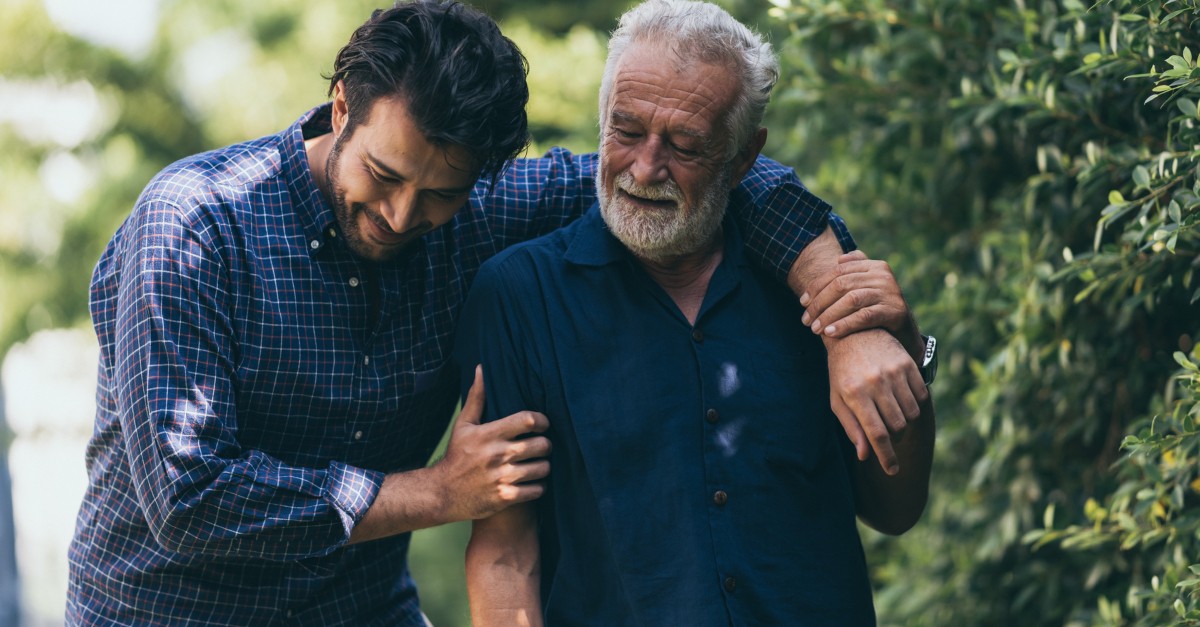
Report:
457,365,486,426
498,481,546,507
799,251,868,308
801,260,886,326
832,394,869,461
490,410,550,440
899,361,926,417
842,389,899,475
902,355,931,405
810,291,877,337
509,458,551,484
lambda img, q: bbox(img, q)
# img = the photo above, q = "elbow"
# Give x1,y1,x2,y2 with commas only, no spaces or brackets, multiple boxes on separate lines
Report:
466,533,539,579
146,503,211,555
858,489,929,536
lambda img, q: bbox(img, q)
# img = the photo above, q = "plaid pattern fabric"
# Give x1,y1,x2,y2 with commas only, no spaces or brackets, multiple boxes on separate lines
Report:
66,103,853,625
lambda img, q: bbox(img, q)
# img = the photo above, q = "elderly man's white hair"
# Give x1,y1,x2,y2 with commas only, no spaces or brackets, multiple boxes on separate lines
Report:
598,0,780,161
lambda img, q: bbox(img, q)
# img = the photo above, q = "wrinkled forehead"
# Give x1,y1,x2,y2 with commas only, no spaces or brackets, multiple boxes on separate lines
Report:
608,42,739,123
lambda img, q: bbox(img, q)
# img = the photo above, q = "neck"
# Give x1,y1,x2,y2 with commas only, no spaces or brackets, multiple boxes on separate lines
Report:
304,133,333,199
635,232,724,325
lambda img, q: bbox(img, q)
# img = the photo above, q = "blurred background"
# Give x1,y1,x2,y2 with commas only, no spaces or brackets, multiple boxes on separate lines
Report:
1,0,1198,625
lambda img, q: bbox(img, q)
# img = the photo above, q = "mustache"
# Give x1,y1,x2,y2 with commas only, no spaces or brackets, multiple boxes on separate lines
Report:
614,171,683,203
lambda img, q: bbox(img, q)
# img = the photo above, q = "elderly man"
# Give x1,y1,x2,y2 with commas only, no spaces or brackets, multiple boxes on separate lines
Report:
453,1,936,624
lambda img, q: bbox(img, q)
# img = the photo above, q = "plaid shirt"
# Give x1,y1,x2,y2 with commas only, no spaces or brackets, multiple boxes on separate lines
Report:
66,103,853,626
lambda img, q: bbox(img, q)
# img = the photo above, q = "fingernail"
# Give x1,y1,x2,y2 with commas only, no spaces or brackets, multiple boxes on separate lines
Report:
824,324,836,335
811,320,821,333
801,312,811,325
887,464,899,476
800,292,811,306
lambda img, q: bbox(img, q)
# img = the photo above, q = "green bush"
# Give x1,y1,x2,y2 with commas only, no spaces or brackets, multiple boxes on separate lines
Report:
762,0,1200,623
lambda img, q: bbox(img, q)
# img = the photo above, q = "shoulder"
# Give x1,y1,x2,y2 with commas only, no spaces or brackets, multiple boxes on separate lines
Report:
473,227,572,294
138,134,285,225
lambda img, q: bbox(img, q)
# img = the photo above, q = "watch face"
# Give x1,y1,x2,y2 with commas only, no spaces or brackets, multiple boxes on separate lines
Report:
921,335,938,385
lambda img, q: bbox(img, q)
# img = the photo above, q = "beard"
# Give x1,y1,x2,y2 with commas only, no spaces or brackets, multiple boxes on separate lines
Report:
323,132,417,263
597,158,732,263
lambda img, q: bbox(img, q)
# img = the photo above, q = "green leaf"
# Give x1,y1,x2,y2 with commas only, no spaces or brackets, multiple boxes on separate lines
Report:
1109,190,1126,205
1170,200,1182,223
1133,165,1150,188
1119,13,1145,21
1178,98,1199,118
1174,351,1199,372
1167,55,1189,71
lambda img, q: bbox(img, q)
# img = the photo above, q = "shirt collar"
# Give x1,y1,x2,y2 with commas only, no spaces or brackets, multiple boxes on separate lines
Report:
282,103,340,257
563,204,630,267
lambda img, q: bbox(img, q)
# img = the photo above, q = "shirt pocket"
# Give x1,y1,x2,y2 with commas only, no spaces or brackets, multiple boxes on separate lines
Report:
741,347,836,478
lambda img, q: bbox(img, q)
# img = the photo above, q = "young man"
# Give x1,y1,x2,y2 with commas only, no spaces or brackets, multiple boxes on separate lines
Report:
68,1,925,624
455,1,936,624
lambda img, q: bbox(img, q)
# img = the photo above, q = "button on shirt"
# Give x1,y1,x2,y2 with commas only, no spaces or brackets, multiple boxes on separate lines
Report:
67,103,850,626
455,207,874,626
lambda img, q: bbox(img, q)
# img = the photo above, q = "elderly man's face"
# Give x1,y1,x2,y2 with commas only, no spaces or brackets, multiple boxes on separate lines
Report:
597,41,742,261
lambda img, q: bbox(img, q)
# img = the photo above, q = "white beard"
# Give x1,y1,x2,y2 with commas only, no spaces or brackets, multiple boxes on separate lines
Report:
597,163,732,262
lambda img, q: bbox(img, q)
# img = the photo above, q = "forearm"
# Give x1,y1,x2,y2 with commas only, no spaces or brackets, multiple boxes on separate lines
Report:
853,395,936,535
466,505,543,627
788,228,923,360
347,466,452,545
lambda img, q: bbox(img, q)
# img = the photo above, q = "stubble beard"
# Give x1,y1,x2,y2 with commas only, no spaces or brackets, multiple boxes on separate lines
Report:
323,133,399,263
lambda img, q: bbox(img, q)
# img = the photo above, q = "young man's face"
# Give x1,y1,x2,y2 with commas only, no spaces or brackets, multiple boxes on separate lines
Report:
325,89,477,262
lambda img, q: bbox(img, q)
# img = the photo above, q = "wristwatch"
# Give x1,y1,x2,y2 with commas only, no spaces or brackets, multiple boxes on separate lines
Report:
919,334,938,386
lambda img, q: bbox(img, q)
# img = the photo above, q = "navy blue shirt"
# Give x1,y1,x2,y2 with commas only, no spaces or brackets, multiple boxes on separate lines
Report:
455,206,875,625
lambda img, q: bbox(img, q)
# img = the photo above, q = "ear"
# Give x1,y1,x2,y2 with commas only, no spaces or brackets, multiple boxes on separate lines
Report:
729,127,768,189
331,80,350,138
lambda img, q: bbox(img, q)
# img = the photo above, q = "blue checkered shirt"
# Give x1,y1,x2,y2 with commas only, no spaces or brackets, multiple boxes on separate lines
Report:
66,103,853,625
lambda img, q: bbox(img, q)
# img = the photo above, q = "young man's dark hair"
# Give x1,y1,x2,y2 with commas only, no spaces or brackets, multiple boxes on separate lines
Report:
328,1,530,180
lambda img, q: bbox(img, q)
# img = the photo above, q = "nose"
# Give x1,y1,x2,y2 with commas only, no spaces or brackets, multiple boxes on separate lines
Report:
378,187,420,234
628,136,670,186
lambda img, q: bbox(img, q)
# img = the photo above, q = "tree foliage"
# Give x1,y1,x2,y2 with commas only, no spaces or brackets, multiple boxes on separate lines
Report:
761,0,1200,623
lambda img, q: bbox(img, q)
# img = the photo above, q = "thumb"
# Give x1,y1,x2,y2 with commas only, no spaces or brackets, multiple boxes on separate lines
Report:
456,365,485,426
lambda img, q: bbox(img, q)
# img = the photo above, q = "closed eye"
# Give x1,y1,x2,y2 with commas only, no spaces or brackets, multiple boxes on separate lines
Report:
369,168,399,185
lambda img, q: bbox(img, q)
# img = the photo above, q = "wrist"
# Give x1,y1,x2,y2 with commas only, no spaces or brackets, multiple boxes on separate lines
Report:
897,316,923,363
822,327,895,353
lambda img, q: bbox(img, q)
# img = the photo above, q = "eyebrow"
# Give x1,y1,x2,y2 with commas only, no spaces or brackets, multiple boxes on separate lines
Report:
364,153,475,195
609,109,712,145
